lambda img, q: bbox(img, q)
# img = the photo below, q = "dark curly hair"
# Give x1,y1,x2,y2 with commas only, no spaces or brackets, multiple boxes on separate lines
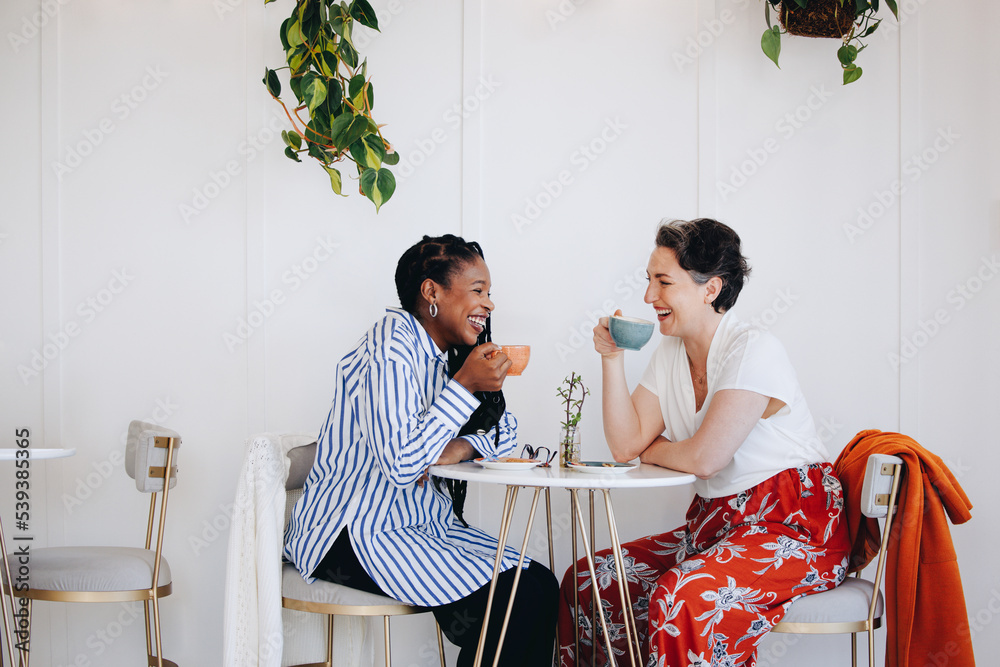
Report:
655,218,750,313
395,234,485,315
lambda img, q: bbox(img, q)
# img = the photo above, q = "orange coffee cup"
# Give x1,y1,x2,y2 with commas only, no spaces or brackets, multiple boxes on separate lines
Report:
500,345,530,376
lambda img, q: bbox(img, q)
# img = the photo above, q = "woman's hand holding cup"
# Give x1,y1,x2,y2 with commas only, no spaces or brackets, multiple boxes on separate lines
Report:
453,342,511,393
594,309,625,359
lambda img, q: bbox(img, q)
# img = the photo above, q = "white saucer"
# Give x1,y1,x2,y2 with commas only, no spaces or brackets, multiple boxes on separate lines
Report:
474,458,541,471
567,461,638,474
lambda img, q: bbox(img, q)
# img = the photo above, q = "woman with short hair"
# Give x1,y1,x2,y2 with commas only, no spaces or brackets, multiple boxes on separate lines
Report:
559,218,851,666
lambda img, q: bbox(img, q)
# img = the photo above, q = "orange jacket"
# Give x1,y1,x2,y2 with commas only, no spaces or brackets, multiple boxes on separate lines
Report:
834,430,975,667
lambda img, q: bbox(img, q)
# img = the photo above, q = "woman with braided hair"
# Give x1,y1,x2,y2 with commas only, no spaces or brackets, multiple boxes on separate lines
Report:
285,234,558,666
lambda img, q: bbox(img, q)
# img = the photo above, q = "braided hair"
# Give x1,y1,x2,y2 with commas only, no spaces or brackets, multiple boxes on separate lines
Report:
395,234,490,526
395,234,484,316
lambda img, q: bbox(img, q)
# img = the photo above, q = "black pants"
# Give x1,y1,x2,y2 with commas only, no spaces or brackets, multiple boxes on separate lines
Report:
313,529,558,667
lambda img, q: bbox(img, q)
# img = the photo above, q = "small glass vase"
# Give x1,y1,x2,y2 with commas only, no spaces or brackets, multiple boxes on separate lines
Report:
559,424,581,467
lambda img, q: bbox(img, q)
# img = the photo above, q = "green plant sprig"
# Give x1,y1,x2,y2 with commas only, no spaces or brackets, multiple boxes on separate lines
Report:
557,372,590,432
263,0,398,211
761,0,899,85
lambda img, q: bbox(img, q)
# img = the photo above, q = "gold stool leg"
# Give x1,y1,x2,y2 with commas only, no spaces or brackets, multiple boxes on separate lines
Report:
327,614,334,667
143,599,153,662
384,616,391,667
151,596,164,667
17,598,31,667
435,619,446,667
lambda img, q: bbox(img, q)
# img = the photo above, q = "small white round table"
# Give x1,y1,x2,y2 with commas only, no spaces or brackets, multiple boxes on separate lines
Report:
0,447,75,666
429,462,695,667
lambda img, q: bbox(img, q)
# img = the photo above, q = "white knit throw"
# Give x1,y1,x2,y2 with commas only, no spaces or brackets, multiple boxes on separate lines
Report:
223,433,373,666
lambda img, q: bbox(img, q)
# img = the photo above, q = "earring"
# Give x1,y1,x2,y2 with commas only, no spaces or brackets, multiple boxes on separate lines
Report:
429,302,438,318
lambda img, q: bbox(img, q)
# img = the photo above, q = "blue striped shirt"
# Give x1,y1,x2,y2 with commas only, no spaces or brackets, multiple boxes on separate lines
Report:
283,308,524,606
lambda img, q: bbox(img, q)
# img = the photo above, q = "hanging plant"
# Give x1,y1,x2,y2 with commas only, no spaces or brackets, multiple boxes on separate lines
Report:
760,0,898,85
263,0,398,211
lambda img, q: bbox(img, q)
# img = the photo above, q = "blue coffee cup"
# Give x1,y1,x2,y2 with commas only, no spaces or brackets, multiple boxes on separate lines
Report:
609,315,655,351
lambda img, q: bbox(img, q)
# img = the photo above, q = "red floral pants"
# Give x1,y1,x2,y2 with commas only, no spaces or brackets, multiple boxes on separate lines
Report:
557,463,851,667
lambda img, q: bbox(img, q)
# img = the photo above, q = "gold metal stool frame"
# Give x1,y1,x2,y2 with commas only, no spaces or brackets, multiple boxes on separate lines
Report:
5,432,179,667
771,456,903,667
281,595,446,667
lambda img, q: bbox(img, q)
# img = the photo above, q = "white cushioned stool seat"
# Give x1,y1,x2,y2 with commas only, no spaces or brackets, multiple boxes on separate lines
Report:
782,578,884,624
282,564,415,608
11,546,171,592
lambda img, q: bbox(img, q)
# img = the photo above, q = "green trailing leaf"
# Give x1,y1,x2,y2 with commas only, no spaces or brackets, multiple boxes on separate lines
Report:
348,74,365,100
301,72,328,112
323,79,343,113
837,44,858,66
761,26,781,68
843,65,863,84
860,19,881,37
885,0,899,18
349,134,386,169
342,114,369,148
262,68,281,97
360,167,396,212
289,75,303,104
350,0,380,31
287,46,309,73
321,49,340,78
329,112,354,148
284,146,301,162
286,18,304,48
339,39,359,68
383,150,399,166
278,17,292,50
281,130,302,150
330,16,355,49
323,166,348,196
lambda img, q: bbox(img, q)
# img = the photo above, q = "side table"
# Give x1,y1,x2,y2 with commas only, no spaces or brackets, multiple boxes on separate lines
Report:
0,447,75,667
429,462,695,667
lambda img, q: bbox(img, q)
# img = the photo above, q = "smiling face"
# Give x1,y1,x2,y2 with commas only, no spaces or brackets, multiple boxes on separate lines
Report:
644,247,721,340
421,256,494,350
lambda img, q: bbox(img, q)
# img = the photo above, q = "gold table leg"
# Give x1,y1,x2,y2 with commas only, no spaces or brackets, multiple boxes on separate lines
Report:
589,491,596,667
490,487,542,667
603,490,640,666
545,488,558,666
472,485,518,667
570,490,617,666
571,492,580,666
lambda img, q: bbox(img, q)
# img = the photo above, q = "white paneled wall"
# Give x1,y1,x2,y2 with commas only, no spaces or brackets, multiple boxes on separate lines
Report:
1,1,997,665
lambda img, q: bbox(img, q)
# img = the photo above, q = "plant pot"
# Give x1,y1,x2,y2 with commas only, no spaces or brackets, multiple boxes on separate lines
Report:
560,425,581,467
780,0,856,38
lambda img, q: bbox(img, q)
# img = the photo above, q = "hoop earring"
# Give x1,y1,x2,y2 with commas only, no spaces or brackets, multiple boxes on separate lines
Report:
429,302,438,318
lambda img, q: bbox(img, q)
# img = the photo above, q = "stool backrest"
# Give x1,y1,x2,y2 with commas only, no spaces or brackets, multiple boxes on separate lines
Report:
284,440,317,531
125,419,181,493
859,453,903,519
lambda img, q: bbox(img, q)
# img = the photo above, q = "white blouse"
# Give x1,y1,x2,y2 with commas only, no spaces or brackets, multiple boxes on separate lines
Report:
284,308,524,606
639,311,828,498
